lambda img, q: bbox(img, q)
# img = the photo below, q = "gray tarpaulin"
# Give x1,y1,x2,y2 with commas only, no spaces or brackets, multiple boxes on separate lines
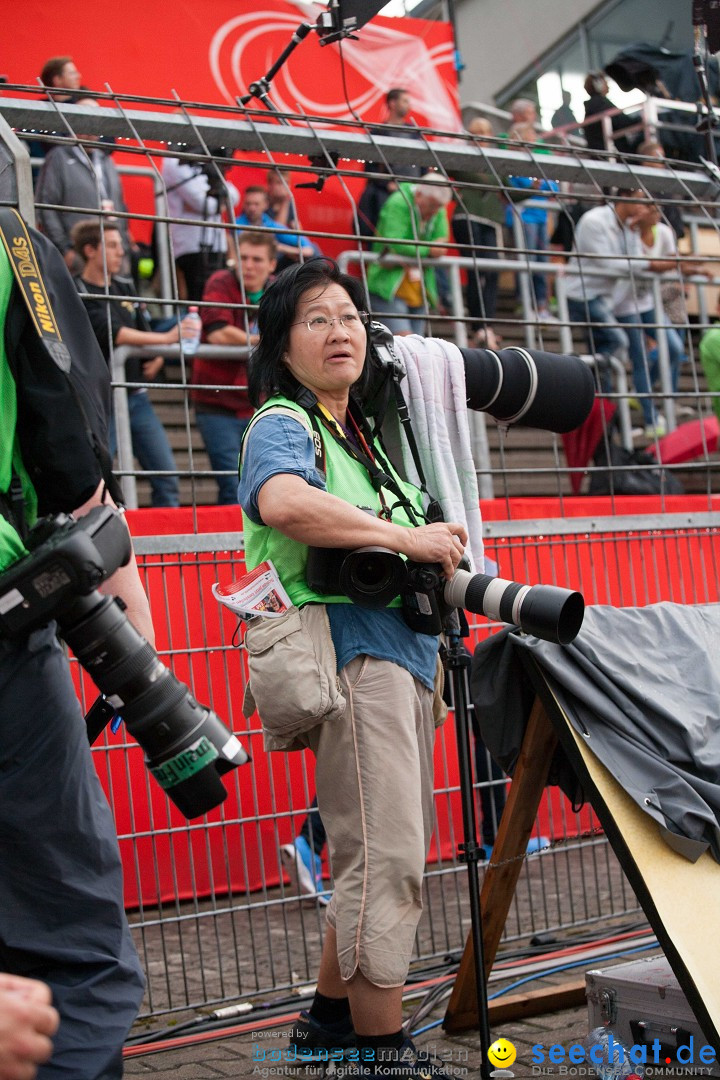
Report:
470,603,720,863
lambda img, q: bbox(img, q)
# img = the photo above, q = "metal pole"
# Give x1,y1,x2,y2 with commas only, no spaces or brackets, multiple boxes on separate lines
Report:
153,182,174,319
511,211,536,349
607,355,634,452
554,277,575,357
448,260,468,347
470,413,494,501
111,346,138,509
651,276,676,432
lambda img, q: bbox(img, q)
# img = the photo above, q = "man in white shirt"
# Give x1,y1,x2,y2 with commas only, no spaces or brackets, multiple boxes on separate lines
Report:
162,154,239,301
564,191,688,433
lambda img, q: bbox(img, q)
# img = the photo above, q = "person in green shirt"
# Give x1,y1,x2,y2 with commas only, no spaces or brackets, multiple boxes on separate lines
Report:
366,174,450,334
699,296,720,425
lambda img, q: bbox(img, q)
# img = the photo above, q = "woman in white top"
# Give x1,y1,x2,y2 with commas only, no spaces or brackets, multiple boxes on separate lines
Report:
614,206,687,436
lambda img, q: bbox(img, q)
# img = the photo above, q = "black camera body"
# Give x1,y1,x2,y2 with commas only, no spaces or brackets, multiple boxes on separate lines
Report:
306,541,584,645
0,507,248,818
307,544,453,636
0,506,130,639
306,542,407,610
401,562,450,636
199,147,235,198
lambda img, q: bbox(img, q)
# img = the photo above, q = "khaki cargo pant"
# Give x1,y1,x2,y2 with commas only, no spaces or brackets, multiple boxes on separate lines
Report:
303,654,437,987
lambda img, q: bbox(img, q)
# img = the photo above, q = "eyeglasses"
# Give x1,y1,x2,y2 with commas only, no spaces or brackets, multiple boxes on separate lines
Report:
292,312,369,333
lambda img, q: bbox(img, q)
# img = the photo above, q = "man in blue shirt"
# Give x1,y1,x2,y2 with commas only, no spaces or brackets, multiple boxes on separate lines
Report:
236,186,314,268
505,123,559,322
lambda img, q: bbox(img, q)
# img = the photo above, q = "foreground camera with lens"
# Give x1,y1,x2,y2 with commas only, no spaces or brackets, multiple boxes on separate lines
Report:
0,506,248,818
307,544,584,645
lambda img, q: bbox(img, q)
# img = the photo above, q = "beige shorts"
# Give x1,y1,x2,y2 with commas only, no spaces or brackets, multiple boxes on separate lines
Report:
303,654,437,987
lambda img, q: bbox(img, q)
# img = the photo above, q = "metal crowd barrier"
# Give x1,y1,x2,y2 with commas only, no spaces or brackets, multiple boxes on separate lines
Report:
1,90,718,505
107,246,719,509
77,509,717,1023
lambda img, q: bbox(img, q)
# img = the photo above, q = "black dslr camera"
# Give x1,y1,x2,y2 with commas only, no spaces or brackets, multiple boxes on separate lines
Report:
307,542,583,644
0,506,248,818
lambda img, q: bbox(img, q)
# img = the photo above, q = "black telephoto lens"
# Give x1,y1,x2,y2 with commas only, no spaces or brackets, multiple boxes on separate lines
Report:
62,591,248,818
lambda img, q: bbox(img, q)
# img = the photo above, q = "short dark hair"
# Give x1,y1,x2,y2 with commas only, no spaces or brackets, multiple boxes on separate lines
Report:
244,185,268,198
70,218,121,257
248,257,370,408
40,56,73,86
237,230,278,257
386,87,408,107
584,72,607,97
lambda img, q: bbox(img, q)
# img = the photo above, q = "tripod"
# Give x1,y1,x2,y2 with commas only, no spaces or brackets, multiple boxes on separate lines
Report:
442,613,494,1080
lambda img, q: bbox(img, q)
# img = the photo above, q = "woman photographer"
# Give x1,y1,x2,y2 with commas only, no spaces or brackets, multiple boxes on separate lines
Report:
238,258,466,1079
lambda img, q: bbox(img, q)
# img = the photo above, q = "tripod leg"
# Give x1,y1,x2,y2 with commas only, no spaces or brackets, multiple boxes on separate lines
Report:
446,652,494,1076
445,694,557,1033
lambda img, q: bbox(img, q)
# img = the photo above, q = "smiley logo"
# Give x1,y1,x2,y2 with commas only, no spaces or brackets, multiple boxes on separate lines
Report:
488,1038,517,1070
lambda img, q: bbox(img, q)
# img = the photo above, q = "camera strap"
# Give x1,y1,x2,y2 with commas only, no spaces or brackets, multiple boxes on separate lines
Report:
0,208,124,508
370,377,444,524
309,399,424,526
0,209,69,368
386,378,444,519
0,469,28,542
366,332,444,522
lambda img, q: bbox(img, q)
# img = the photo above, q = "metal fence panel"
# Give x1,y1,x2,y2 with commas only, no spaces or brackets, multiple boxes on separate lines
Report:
69,515,718,1021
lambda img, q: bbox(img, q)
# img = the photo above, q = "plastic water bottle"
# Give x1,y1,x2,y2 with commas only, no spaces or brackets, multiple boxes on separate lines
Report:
584,1027,644,1080
181,306,202,357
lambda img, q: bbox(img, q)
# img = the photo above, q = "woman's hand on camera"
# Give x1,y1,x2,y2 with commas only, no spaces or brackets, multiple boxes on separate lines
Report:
399,522,468,579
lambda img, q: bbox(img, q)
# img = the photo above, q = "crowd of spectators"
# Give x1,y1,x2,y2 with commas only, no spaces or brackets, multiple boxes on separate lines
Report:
17,55,714,509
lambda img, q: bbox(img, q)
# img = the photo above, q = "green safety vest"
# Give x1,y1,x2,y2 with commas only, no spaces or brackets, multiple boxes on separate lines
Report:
240,394,425,608
0,246,37,571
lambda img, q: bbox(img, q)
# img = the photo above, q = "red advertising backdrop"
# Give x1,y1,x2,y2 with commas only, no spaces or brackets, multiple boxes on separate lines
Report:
9,2,460,250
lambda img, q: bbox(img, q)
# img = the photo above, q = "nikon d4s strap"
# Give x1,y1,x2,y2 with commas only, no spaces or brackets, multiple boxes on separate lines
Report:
0,208,124,511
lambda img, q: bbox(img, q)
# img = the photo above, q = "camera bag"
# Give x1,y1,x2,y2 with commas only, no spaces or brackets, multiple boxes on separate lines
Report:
243,603,346,752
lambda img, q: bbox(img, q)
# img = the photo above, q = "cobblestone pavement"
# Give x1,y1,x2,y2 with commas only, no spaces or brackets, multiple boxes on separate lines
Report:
123,994,592,1078
122,845,653,1079
128,988,714,1080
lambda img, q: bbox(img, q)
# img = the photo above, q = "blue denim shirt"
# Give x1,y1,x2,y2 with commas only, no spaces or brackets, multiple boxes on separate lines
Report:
238,414,439,689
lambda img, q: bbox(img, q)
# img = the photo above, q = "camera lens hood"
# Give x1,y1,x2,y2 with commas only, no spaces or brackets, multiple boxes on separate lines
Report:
339,547,407,608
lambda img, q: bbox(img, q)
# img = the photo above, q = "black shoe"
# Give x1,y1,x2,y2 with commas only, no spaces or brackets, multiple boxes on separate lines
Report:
333,1037,453,1078
288,1009,357,1062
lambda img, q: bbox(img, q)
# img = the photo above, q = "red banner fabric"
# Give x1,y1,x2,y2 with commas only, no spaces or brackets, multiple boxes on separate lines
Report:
11,3,459,251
